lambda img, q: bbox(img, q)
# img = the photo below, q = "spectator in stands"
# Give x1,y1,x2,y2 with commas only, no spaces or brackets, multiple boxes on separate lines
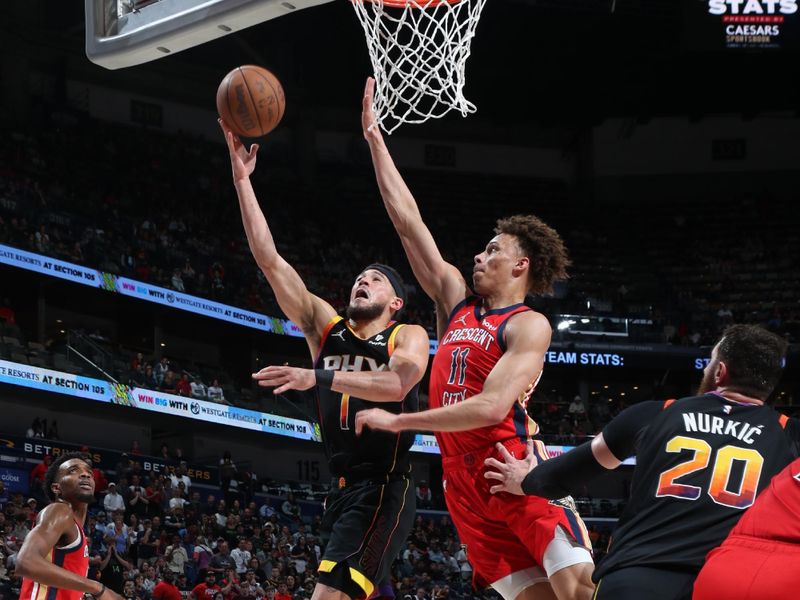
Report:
130,352,145,372
240,569,266,598
231,538,251,576
25,420,44,440
219,452,237,501
568,394,587,418
176,373,192,397
209,540,235,575
207,379,227,404
0,482,7,514
106,511,129,556
415,480,432,509
155,357,170,387
164,505,186,537
144,365,159,389
190,571,221,599
171,269,185,293
152,568,182,600
274,581,292,600
170,463,192,493
99,537,134,593
138,517,161,566
190,376,207,400
193,535,214,579
28,455,50,502
105,482,126,513
128,474,149,518
280,493,299,522
165,534,189,577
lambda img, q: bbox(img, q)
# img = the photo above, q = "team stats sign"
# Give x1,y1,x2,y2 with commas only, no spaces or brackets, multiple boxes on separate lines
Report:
684,0,799,50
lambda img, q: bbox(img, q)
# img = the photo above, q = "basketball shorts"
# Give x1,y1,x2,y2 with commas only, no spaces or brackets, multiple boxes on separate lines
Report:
318,474,415,600
442,439,593,589
693,535,800,600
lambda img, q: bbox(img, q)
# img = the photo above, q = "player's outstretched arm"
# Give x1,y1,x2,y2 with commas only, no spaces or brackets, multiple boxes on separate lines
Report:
253,324,429,402
219,118,336,352
15,504,124,600
355,311,549,434
361,78,468,313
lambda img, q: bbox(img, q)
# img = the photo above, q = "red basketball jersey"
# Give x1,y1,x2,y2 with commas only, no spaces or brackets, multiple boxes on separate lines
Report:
725,456,800,544
19,520,89,600
429,297,541,457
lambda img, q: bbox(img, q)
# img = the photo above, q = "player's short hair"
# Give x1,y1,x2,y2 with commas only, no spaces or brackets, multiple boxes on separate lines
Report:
44,452,91,502
716,324,788,400
494,215,570,295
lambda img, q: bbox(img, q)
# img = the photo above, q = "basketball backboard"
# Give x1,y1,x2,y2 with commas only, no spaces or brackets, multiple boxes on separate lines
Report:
85,0,334,70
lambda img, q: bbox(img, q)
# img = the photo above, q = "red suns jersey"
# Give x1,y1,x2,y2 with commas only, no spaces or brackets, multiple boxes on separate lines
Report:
429,297,541,457
725,456,800,544
20,520,89,600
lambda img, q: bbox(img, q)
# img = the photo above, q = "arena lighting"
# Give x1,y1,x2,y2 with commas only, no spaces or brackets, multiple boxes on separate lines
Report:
580,318,590,324
557,319,575,331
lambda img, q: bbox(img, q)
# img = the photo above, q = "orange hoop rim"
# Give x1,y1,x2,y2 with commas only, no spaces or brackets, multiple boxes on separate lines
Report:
358,0,461,8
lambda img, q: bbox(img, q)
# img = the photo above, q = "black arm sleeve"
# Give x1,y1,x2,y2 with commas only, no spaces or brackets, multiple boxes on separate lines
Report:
521,442,607,499
601,400,664,462
521,400,665,499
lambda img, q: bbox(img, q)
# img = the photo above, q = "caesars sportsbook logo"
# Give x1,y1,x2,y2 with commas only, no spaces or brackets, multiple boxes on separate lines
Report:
707,0,797,48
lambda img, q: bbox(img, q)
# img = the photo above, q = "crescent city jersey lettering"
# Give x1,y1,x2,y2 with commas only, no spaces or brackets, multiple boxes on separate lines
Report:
429,297,541,457
726,456,800,544
20,520,89,600
314,316,419,479
594,394,800,580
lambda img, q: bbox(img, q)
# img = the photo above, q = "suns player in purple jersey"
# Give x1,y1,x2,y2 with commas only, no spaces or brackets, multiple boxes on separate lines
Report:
219,119,429,600
355,79,595,600
17,452,124,600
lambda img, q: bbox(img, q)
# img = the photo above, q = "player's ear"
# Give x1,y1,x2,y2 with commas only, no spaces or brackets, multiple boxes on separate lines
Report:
390,296,404,313
512,256,529,277
714,360,729,386
51,482,61,498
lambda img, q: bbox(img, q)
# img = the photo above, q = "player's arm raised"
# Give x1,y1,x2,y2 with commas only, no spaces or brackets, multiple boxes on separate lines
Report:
362,78,468,312
356,311,550,433
15,504,123,600
220,118,336,353
253,324,430,402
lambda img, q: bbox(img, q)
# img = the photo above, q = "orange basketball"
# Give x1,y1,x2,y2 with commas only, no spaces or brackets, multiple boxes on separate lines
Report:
216,65,285,138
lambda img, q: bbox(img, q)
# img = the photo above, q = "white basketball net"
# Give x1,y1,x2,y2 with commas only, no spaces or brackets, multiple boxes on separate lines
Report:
351,0,488,134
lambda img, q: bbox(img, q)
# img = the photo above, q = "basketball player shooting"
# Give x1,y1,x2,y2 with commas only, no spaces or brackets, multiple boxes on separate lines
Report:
219,118,430,600
16,452,124,600
355,78,595,600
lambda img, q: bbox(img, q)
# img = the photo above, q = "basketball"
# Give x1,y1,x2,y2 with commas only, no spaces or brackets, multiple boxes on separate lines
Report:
216,65,285,138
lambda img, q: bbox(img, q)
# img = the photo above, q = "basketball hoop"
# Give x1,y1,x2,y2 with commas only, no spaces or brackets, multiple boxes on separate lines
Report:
351,0,488,134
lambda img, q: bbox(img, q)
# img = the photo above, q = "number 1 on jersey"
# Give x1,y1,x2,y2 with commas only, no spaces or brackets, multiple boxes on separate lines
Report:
448,348,470,385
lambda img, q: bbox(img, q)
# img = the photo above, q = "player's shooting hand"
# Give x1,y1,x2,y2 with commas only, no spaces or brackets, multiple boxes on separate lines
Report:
219,117,259,182
361,77,383,142
355,408,400,435
483,440,539,496
252,365,316,394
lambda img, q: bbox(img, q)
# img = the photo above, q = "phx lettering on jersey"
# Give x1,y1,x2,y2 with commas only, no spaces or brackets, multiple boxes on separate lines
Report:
322,355,388,372
683,413,763,445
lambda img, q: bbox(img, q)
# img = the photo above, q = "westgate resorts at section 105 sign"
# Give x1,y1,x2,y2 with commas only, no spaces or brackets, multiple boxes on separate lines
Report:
684,0,799,50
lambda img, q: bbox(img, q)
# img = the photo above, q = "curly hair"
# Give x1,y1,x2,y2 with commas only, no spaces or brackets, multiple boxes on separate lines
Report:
716,324,788,400
44,451,91,502
494,214,570,295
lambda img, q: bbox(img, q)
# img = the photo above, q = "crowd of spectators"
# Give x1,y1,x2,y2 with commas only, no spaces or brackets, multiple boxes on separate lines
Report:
0,441,626,600
2,114,799,353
